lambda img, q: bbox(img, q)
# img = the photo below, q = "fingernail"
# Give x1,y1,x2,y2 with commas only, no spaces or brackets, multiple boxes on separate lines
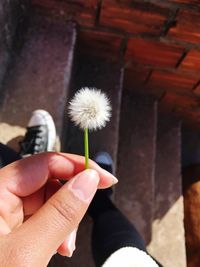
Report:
69,169,100,202
112,176,118,185
100,168,118,185
67,230,76,257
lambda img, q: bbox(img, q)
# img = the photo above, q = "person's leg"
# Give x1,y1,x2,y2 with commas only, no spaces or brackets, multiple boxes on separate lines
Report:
88,152,161,267
0,143,21,168
88,190,147,267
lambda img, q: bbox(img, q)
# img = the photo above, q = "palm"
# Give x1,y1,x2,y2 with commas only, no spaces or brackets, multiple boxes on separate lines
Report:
0,178,61,233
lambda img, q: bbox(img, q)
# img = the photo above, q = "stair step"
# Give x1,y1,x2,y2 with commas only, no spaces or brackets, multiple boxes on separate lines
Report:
0,14,76,149
57,53,123,267
0,0,21,89
148,113,186,267
116,92,157,243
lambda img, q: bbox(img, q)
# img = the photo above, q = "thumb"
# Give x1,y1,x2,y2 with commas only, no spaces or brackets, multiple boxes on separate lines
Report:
13,169,99,267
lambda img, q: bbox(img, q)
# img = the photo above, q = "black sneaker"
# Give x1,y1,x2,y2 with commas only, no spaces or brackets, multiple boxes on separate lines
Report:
94,152,114,174
19,109,56,157
94,151,114,197
88,152,115,218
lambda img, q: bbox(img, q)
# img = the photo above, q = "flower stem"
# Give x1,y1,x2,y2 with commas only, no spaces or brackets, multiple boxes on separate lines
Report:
84,128,89,169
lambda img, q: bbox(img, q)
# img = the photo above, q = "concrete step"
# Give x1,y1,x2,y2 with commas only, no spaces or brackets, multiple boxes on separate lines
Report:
0,13,76,149
148,113,186,267
115,92,157,243
53,53,123,267
0,0,23,90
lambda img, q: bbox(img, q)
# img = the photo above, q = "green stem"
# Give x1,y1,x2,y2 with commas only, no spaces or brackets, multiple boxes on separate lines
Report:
84,128,89,169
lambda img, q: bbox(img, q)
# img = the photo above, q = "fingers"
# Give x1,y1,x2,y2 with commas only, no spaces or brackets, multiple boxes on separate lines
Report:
22,180,62,217
0,217,11,235
12,169,99,266
0,152,117,197
60,153,118,188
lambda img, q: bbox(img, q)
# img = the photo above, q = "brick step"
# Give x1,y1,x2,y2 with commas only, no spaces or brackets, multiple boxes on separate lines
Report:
148,112,186,267
182,125,200,267
50,53,123,267
0,13,76,149
115,92,157,244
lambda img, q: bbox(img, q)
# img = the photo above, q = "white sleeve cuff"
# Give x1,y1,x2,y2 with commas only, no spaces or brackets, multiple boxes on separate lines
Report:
102,247,159,267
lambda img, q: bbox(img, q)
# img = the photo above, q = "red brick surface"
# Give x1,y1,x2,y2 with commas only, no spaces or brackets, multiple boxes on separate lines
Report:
79,29,123,59
179,50,200,72
100,0,170,35
169,0,200,6
126,38,185,68
168,9,200,44
194,84,200,95
148,70,199,91
29,0,200,124
161,92,199,108
123,66,150,91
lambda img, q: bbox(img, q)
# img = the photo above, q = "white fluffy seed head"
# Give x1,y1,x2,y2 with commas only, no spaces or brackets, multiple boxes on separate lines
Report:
68,87,111,131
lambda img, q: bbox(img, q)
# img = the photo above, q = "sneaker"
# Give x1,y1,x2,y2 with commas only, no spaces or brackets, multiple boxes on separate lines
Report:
19,109,56,157
88,152,115,218
94,151,114,197
94,152,114,174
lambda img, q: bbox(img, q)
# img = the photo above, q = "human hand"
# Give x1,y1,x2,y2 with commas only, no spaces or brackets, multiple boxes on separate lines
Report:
0,152,117,267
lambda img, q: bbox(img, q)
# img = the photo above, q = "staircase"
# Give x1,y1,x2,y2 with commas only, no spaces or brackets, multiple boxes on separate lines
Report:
0,3,186,267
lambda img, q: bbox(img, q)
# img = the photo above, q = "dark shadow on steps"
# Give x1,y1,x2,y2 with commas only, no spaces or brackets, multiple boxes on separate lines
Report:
57,43,124,266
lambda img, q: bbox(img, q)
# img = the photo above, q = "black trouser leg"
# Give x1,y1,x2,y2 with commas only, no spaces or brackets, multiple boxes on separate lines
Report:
88,191,146,267
0,143,21,168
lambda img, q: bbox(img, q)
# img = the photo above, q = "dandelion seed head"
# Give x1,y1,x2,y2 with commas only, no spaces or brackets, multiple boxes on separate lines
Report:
68,87,111,131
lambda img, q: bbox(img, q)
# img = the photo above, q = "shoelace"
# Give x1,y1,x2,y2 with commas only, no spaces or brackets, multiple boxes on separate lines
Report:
20,125,47,156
